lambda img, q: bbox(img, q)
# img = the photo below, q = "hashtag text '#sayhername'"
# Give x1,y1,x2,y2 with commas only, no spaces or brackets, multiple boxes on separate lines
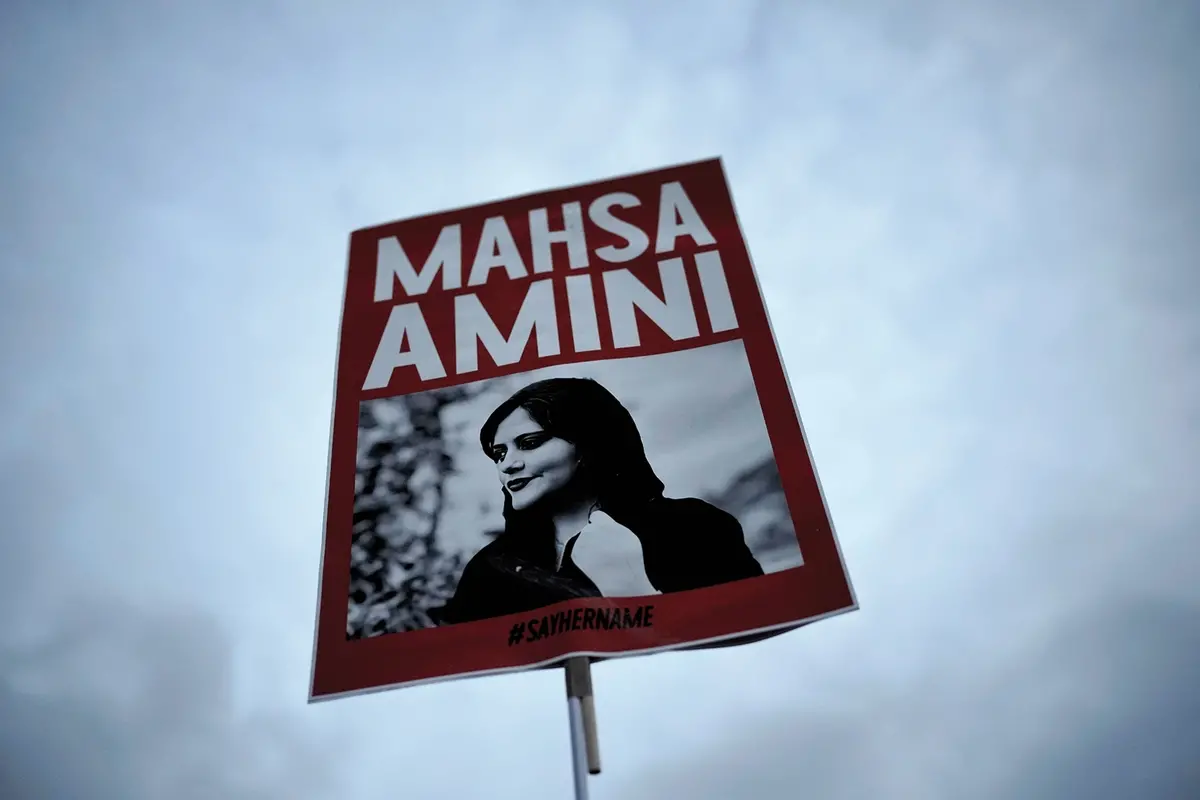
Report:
507,605,655,646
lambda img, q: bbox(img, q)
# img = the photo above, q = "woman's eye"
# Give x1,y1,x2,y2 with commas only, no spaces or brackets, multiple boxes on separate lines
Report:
516,436,546,450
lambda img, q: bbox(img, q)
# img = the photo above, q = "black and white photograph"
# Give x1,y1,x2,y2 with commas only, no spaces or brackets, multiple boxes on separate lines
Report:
348,340,804,639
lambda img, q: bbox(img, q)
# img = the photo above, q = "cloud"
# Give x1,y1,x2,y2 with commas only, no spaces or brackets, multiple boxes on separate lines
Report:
614,595,1200,800
0,437,334,799
0,599,335,800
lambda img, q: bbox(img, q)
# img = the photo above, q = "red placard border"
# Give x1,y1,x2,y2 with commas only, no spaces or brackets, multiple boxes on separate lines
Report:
308,158,857,702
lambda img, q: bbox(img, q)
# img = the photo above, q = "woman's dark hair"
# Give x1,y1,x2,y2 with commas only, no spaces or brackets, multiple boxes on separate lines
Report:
480,378,664,521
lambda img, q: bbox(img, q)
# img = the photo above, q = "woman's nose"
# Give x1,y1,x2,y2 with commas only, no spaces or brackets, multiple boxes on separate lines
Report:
500,456,524,474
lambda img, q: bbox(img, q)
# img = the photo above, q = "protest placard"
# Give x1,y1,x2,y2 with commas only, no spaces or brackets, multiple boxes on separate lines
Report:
309,158,855,701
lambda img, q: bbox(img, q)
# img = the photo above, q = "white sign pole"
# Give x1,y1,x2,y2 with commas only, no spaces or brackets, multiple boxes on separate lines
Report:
564,656,600,798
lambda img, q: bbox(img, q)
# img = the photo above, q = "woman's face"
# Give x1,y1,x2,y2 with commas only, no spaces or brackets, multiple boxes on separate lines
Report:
489,406,579,511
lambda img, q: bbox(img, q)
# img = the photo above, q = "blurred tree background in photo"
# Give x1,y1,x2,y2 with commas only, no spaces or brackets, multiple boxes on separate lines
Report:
348,387,482,638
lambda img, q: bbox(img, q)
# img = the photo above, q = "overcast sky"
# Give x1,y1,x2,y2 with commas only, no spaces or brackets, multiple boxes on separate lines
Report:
2,1,1197,798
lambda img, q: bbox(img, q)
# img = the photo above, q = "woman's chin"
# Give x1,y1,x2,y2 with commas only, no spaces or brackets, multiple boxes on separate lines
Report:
509,493,539,512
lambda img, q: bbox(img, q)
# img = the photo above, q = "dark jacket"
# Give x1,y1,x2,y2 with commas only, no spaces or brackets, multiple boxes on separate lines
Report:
429,497,763,626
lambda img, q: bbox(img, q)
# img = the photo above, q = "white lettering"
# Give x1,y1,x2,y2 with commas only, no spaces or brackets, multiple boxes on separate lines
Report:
529,202,589,274
565,273,601,352
468,216,528,287
363,303,447,389
455,279,560,373
588,192,650,263
374,225,462,302
694,250,738,333
655,182,715,254
603,259,699,348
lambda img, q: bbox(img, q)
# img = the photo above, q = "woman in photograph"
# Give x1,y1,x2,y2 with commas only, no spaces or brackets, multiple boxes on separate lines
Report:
429,377,764,626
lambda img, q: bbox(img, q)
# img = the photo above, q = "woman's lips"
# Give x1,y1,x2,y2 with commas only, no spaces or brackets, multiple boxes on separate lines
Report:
506,477,534,492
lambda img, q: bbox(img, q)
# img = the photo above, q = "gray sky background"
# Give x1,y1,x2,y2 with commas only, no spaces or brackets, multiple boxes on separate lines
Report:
1,1,1197,798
